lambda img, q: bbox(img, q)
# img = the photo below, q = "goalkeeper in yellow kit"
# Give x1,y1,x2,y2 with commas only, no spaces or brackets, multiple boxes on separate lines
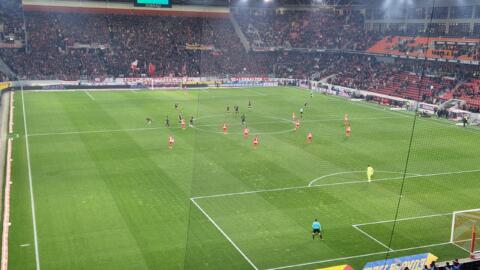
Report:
367,165,374,182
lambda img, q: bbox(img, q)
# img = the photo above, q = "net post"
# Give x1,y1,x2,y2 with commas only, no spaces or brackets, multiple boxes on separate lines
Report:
450,211,457,243
470,224,476,258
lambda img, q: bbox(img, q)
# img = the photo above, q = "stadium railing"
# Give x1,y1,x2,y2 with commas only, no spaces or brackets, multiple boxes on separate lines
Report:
1,92,14,270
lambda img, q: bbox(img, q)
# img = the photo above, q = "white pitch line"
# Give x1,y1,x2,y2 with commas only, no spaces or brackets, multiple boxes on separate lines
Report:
84,91,95,101
302,116,407,123
26,116,406,137
192,169,480,200
190,198,258,270
308,171,421,187
452,242,472,253
352,225,393,251
27,120,290,137
192,176,406,200
353,212,452,227
307,171,365,187
28,126,180,137
266,241,454,270
21,89,41,270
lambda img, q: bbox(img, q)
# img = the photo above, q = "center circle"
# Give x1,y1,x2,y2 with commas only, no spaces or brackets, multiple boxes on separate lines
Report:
191,114,296,135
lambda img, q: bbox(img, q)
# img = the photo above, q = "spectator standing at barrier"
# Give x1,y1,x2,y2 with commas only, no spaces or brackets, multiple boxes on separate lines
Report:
462,115,468,127
452,259,461,270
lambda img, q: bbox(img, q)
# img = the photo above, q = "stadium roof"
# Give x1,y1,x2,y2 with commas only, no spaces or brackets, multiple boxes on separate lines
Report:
47,0,480,8
69,0,357,7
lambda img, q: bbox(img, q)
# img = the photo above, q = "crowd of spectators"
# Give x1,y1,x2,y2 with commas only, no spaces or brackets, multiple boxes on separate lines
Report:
273,52,345,79
0,71,8,82
233,8,381,51
453,81,480,99
0,12,273,80
0,0,24,42
448,79,480,111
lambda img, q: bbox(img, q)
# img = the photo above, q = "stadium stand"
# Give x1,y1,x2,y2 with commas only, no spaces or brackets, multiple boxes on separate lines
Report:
325,54,479,106
232,8,381,50
0,72,7,82
442,80,480,110
0,0,25,42
273,52,345,79
0,2,479,110
1,12,272,79
367,36,480,61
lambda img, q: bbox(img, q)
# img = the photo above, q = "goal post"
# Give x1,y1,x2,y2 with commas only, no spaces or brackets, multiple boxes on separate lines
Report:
450,209,480,258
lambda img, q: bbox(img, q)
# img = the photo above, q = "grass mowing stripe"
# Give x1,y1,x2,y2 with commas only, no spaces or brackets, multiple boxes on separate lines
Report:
21,89,41,270
11,88,480,269
190,198,258,270
27,116,407,137
84,91,96,101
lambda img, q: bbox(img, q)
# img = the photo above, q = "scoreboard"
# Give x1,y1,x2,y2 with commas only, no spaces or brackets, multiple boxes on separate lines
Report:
134,0,172,8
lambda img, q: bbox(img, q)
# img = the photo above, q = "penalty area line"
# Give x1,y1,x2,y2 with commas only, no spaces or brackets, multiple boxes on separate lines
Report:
307,170,421,187
190,198,259,270
352,225,393,251
192,168,480,200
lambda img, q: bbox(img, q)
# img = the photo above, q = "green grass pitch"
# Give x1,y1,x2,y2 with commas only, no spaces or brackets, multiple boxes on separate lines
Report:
8,87,480,270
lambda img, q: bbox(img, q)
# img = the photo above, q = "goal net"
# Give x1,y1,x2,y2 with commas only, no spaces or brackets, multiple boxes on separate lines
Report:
450,209,480,258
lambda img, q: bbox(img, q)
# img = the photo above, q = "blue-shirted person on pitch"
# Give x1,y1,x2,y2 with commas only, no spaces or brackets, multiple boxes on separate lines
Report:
312,219,323,240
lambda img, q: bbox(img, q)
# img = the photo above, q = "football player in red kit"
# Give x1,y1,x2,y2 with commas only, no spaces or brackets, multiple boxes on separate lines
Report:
253,135,259,148
168,135,175,149
181,118,186,129
307,132,313,143
243,127,249,138
223,123,228,134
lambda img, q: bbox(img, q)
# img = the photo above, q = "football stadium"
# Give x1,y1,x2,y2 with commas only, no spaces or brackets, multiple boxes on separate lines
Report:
0,0,479,269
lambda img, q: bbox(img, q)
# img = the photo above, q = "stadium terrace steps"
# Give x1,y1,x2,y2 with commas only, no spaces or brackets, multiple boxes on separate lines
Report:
365,72,442,100
444,80,480,106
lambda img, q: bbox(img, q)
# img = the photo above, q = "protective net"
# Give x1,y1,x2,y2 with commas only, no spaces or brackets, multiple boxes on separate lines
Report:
451,209,480,256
